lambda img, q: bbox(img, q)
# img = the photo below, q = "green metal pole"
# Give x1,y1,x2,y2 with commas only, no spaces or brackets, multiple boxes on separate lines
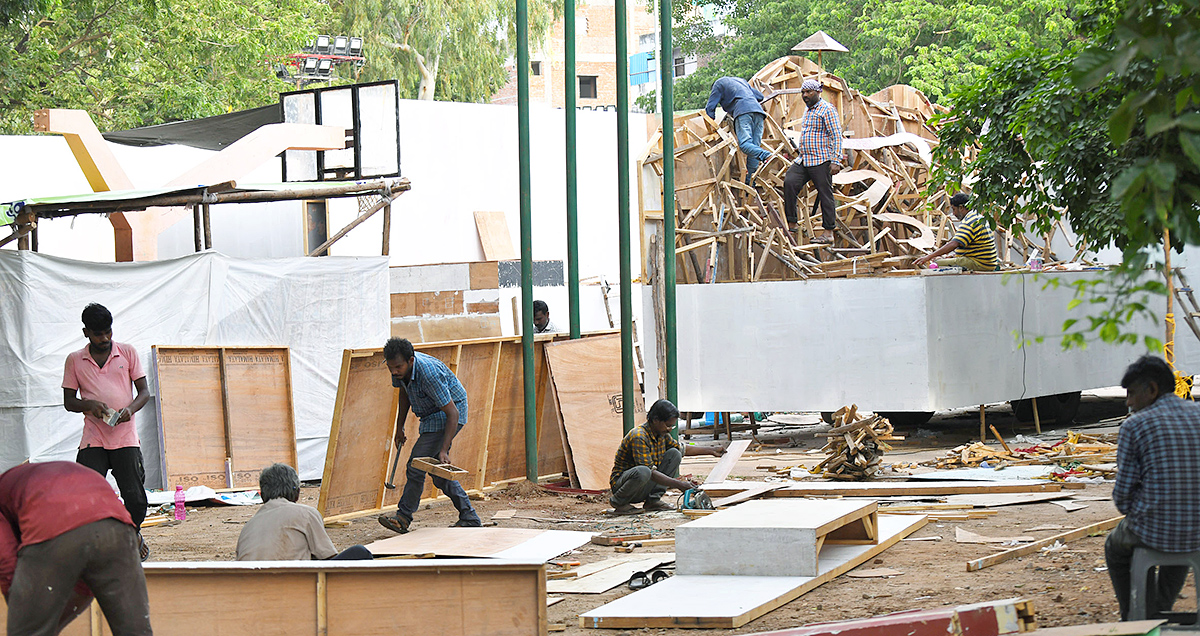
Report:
659,0,678,411
566,0,581,339
518,0,538,481
616,0,635,434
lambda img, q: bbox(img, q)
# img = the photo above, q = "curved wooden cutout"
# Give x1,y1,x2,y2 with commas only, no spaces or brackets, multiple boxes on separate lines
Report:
874,212,936,251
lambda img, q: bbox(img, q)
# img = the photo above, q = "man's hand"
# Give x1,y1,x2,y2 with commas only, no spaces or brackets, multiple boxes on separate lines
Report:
394,429,407,449
831,163,843,175
913,254,931,267
437,449,452,465
85,400,108,420
116,407,132,423
675,475,701,491
709,446,726,457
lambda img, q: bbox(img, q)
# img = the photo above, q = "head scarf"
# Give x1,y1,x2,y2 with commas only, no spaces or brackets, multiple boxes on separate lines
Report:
801,79,822,92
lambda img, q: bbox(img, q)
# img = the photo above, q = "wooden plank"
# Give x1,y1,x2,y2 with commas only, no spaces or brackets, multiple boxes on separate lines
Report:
701,480,1065,498
1028,620,1164,636
468,261,500,290
367,527,593,560
391,291,465,318
580,514,927,629
544,335,644,491
153,346,295,490
318,350,397,517
548,554,676,594
412,457,470,480
474,211,517,260
966,516,1124,572
704,439,751,484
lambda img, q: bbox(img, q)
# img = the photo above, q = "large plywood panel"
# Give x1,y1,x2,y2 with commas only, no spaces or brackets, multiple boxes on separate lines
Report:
545,335,644,491
154,347,228,488
222,348,298,477
319,350,397,517
136,572,317,635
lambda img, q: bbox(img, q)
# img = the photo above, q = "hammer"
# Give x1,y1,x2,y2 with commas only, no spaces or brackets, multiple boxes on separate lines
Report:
384,453,401,489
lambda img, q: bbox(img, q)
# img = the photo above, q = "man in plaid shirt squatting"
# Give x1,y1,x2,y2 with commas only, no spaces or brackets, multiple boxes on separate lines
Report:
609,399,724,514
783,79,844,245
1105,355,1200,619
378,338,481,533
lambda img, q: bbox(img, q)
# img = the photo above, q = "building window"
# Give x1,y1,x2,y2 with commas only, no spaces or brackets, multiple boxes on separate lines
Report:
674,57,686,78
579,76,598,99
304,200,328,256
531,61,542,76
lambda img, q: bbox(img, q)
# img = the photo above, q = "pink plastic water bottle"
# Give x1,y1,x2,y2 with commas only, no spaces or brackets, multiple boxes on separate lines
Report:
174,485,187,521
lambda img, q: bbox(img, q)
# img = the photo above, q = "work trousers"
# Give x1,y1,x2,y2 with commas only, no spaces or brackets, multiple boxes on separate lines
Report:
7,519,152,636
395,427,481,526
77,446,148,528
934,256,997,272
329,545,374,560
734,113,771,182
610,448,683,508
1105,518,1189,620
783,161,836,231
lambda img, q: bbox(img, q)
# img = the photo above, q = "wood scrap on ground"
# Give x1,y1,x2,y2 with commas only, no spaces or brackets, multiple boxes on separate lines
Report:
923,430,1117,476
811,406,900,479
965,516,1124,571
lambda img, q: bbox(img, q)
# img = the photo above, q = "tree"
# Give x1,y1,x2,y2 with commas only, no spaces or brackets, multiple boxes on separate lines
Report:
332,0,562,102
0,0,330,134
932,0,1198,349
659,0,1080,110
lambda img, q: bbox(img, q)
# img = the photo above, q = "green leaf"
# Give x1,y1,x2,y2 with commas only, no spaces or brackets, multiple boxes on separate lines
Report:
1145,336,1163,353
1178,113,1200,131
1145,113,1176,136
1181,133,1200,170
1067,298,1082,310
1145,161,1177,191
1109,96,1139,145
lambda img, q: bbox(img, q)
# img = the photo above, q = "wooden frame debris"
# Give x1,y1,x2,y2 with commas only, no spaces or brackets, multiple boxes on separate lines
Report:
966,516,1124,571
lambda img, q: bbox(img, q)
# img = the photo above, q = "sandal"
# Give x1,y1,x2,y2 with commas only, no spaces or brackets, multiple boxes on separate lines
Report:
377,514,411,534
811,235,833,244
612,504,643,516
138,532,149,562
643,499,674,512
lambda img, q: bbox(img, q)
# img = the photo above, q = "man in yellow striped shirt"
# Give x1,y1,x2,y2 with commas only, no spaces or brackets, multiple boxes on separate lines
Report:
914,193,1000,271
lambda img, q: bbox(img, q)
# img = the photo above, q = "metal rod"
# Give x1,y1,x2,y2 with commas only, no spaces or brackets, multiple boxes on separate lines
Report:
616,0,635,434
659,0,678,411
517,0,538,481
565,0,580,339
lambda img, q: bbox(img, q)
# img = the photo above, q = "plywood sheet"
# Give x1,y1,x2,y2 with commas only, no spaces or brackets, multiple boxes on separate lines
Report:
154,346,297,490
580,514,926,629
474,211,517,260
704,439,751,484
701,480,1063,498
944,492,1070,507
319,350,397,517
545,335,644,490
366,527,593,561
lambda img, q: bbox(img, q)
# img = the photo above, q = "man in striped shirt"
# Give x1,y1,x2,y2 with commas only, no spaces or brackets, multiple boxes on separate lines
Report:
783,79,844,244
913,193,1000,271
1105,355,1200,620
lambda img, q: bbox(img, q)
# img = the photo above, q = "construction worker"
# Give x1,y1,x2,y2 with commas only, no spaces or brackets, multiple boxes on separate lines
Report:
533,300,562,334
62,303,152,560
237,464,372,561
378,338,482,533
913,193,1000,271
705,76,772,183
783,79,844,244
609,399,725,515
0,461,152,636
1105,355,1200,620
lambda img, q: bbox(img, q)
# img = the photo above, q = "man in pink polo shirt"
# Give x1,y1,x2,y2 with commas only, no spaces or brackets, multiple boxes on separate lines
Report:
62,303,152,561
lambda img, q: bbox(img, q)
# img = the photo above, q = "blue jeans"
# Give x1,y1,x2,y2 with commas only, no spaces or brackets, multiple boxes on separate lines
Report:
734,113,771,180
396,427,481,526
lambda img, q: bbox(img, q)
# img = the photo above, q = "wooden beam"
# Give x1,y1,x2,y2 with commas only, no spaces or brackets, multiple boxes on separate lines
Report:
966,516,1124,572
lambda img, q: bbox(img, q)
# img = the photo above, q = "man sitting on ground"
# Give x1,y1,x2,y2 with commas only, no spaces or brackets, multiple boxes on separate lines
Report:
609,399,725,514
1105,355,1200,620
237,463,372,561
913,193,1000,271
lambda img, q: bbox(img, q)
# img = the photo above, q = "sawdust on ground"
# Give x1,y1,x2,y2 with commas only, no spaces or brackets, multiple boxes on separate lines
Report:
143,392,1196,635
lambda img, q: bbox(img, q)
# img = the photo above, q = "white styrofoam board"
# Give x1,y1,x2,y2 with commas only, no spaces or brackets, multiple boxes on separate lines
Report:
389,263,470,293
579,514,926,628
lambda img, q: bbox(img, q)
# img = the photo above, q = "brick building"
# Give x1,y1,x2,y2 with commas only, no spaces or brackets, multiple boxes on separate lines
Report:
492,0,694,111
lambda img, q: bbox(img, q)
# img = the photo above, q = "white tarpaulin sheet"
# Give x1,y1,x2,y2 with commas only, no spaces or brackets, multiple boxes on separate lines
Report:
0,250,388,486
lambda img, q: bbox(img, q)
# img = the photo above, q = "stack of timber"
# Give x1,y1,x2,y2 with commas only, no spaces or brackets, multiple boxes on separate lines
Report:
923,431,1117,473
642,55,958,283
811,406,899,480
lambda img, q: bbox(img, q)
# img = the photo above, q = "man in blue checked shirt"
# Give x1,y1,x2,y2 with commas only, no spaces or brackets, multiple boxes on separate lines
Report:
1106,355,1200,619
705,76,773,183
378,338,481,533
783,79,844,244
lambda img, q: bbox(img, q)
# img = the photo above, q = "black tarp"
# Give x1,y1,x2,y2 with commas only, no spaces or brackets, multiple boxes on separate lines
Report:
102,104,282,151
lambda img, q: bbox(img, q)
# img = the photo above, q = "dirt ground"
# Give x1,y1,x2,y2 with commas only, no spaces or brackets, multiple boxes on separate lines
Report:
143,391,1195,634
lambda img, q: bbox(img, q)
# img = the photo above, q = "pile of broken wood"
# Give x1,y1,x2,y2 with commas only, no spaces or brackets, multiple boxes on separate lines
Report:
922,431,1117,473
811,406,901,479
642,55,963,282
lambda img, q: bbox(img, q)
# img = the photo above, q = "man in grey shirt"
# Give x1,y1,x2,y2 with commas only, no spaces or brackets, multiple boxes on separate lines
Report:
237,464,371,561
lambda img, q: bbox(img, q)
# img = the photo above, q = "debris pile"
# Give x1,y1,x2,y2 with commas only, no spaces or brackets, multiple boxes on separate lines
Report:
811,406,899,480
922,431,1117,474
643,56,957,282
